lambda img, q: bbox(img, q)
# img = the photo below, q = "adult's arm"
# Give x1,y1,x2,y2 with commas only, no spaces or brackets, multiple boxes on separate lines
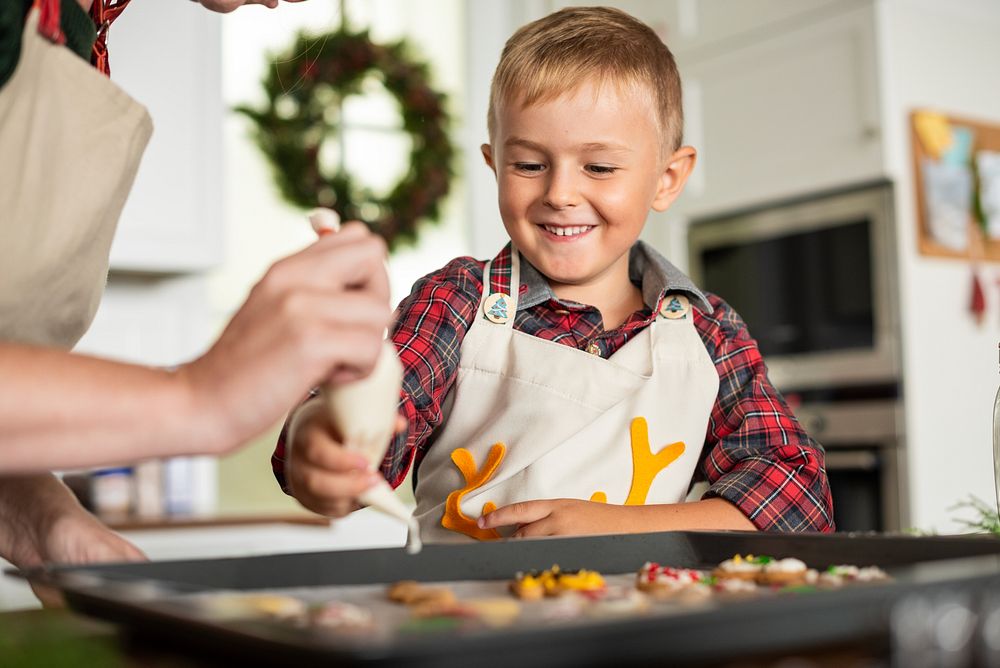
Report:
0,224,391,473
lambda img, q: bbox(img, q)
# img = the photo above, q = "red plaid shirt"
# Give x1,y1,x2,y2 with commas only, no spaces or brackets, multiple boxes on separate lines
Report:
273,243,834,532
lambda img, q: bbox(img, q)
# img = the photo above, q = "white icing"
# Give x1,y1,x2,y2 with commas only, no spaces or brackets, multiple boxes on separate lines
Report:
763,557,807,573
718,558,761,573
715,578,757,593
405,517,422,554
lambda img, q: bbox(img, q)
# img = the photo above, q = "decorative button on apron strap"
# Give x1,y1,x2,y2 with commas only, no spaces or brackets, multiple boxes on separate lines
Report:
480,247,521,325
586,341,603,357
483,292,512,324
659,293,691,320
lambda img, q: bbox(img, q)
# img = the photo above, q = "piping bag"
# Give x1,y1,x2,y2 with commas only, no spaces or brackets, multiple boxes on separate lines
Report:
308,208,422,554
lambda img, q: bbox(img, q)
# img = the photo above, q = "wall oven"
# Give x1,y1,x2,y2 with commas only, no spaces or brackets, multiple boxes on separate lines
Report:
687,181,906,531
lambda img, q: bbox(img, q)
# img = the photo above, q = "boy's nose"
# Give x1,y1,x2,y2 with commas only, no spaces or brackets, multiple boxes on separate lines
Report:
543,167,580,209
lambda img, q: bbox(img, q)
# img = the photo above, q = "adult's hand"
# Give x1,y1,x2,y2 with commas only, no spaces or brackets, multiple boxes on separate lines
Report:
0,224,390,472
180,223,392,455
0,474,145,606
0,474,145,569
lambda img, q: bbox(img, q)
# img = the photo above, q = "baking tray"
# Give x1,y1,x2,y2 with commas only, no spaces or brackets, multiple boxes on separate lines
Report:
20,531,1000,667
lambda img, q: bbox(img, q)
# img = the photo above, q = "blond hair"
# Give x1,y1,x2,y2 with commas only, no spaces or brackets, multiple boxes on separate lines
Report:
487,6,683,154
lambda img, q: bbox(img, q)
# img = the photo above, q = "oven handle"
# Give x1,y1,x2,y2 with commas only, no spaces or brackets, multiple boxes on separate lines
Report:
824,450,879,471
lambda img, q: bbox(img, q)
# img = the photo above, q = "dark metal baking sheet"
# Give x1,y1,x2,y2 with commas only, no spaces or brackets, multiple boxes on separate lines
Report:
20,531,1000,667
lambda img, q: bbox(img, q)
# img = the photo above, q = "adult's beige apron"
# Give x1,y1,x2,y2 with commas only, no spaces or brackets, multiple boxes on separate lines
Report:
0,6,152,348
413,247,720,543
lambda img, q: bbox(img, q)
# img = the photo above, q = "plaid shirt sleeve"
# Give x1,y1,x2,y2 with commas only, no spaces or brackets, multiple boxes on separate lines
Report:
270,257,484,493
695,294,835,532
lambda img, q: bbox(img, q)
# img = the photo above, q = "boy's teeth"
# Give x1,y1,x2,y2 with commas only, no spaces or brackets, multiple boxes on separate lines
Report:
543,225,591,237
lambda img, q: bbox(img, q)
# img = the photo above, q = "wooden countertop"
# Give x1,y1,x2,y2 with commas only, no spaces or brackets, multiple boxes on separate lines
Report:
100,513,331,532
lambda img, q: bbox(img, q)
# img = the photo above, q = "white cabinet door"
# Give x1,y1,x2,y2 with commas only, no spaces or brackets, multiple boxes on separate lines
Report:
74,275,213,367
104,2,224,272
678,2,883,216
540,0,845,56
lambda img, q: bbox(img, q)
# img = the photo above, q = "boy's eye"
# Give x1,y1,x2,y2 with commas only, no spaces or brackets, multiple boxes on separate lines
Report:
513,162,545,173
586,164,618,175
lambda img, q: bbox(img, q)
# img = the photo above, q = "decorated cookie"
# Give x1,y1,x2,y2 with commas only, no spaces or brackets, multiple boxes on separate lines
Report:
588,586,651,617
759,557,812,586
712,577,759,596
198,592,308,621
388,580,423,603
310,601,375,631
635,562,707,597
387,580,457,611
510,565,605,599
509,572,545,600
463,597,522,627
712,554,770,581
409,596,466,620
818,564,890,588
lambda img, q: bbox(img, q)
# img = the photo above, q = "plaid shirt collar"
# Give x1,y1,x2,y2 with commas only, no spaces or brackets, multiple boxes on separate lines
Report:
511,240,714,314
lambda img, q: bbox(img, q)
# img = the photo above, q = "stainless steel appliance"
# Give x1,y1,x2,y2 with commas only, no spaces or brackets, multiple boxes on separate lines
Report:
688,181,906,531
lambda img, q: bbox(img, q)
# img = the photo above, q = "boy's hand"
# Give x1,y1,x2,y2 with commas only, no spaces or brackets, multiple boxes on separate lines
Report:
286,399,380,517
478,498,634,538
286,399,406,518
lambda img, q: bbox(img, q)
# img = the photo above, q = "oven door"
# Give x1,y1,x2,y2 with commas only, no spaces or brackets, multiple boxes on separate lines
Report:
792,398,905,532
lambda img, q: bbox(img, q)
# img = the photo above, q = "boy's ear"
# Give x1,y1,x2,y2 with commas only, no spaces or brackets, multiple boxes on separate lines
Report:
481,143,496,174
651,146,697,212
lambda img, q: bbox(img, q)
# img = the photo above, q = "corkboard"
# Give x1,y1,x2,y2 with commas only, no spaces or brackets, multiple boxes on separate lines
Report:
911,109,1000,260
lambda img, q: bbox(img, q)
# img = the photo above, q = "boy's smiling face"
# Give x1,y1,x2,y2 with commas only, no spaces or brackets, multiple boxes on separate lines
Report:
483,79,694,301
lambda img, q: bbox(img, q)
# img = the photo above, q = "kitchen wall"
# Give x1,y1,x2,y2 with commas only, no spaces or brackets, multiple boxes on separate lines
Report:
877,0,1000,532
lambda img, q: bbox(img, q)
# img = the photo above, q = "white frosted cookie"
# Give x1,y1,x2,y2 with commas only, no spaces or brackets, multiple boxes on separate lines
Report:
712,554,767,581
759,557,810,586
636,562,708,598
310,601,375,631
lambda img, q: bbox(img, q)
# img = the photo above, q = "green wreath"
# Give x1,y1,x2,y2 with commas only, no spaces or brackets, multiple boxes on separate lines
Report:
237,29,455,250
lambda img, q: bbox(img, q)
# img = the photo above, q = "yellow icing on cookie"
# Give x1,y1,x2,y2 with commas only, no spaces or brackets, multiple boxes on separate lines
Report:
441,443,505,540
591,417,685,506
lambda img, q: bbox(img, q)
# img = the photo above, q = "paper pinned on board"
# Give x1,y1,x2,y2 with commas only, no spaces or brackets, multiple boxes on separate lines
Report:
978,150,1000,240
921,158,973,251
914,111,953,160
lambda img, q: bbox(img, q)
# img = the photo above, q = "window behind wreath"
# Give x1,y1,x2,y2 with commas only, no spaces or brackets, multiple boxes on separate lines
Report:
221,0,468,309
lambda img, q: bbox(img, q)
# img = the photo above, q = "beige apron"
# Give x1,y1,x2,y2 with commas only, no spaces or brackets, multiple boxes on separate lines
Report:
0,7,152,348
413,247,720,543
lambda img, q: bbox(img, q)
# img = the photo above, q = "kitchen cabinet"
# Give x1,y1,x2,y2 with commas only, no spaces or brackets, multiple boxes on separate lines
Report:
104,1,224,273
555,0,846,57
676,1,883,216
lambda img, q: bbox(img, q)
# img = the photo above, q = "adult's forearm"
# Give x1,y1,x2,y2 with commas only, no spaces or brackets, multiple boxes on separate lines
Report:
0,344,222,473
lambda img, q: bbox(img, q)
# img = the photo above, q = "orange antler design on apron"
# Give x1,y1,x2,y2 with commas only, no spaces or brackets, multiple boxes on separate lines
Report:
591,417,685,506
441,443,506,540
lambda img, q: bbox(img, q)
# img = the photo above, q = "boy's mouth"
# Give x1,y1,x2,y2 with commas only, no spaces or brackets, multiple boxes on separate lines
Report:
539,224,595,239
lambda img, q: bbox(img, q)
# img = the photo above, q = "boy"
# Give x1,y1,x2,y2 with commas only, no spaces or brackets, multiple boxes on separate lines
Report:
273,6,834,540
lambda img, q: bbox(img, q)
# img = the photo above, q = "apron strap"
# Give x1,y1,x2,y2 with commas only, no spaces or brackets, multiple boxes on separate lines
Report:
35,0,65,45
477,246,522,328
89,0,131,76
